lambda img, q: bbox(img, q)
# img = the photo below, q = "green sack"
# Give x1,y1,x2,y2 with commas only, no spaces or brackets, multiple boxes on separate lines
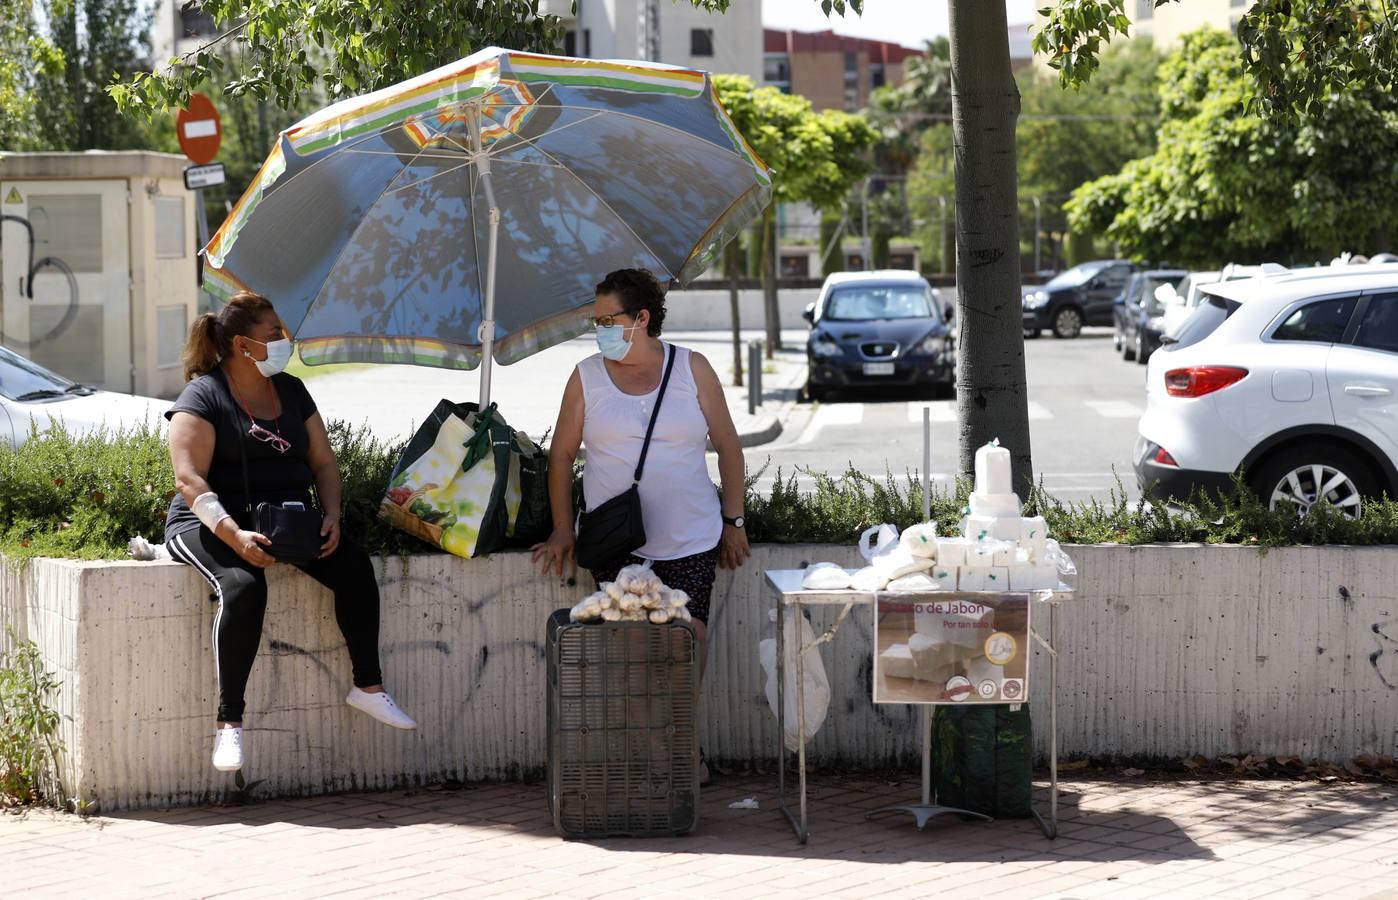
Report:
932,704,1033,818
381,401,545,558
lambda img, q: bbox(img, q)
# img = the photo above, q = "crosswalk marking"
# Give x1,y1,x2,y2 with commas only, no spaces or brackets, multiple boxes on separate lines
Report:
1084,400,1143,418
794,402,865,444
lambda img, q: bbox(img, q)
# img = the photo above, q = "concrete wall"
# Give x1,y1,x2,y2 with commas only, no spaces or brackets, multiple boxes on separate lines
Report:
663,287,818,332
3,543,1397,811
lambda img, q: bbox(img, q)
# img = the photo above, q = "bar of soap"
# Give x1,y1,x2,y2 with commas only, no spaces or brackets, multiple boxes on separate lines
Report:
984,566,1010,590
1010,563,1058,592
1020,516,1049,561
975,441,1013,495
934,536,969,568
964,515,996,543
964,541,996,569
900,522,940,559
958,569,987,592
880,644,915,680
969,491,1022,518
993,544,1029,567
930,566,958,592
966,653,1004,687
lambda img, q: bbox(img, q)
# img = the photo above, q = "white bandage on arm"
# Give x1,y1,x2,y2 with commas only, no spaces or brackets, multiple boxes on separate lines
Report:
192,491,233,532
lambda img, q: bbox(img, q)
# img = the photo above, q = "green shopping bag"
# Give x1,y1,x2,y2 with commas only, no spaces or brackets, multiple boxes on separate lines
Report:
932,704,1033,818
380,402,548,557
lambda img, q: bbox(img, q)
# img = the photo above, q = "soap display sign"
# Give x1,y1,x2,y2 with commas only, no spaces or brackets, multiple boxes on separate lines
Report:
873,592,1030,705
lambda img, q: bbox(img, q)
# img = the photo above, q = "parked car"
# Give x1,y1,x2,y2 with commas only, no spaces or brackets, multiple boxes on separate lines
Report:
1113,269,1187,364
1135,264,1398,517
1157,263,1288,340
803,270,954,402
0,345,170,447
1022,259,1137,339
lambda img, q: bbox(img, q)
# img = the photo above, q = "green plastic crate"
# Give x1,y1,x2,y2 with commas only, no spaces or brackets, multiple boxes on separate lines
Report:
546,609,700,838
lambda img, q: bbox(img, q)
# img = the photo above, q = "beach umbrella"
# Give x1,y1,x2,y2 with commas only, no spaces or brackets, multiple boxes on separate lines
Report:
201,46,772,406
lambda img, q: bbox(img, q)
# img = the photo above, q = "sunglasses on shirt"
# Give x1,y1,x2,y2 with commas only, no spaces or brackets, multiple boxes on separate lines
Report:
249,422,291,454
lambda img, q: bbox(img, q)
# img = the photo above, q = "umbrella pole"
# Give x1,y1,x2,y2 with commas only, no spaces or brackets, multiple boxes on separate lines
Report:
473,108,500,410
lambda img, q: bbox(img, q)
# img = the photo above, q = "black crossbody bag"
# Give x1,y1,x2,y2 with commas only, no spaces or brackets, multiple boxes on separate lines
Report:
574,344,677,571
232,387,325,565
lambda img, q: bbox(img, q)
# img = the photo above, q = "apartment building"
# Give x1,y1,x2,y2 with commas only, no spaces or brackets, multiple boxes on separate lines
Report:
1130,0,1254,45
761,28,923,112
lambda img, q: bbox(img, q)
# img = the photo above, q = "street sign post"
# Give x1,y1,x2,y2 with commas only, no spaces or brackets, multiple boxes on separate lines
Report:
176,93,223,303
183,163,226,191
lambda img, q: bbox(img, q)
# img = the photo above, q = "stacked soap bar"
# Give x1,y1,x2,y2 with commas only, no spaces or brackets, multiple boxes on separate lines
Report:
917,441,1058,593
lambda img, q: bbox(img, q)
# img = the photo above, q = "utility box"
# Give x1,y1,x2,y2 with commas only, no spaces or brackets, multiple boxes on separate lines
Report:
0,152,199,399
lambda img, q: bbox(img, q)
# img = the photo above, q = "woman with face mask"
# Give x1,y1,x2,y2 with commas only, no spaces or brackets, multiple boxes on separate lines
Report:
164,291,415,775
531,269,752,784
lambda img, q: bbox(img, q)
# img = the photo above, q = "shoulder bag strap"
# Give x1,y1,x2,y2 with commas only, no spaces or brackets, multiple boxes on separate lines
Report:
221,370,255,518
631,344,677,485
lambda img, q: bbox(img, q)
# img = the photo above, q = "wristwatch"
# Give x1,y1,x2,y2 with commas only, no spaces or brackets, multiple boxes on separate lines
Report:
722,513,745,529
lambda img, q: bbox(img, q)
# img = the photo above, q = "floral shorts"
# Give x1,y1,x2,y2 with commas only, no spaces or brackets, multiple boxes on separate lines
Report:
589,545,721,623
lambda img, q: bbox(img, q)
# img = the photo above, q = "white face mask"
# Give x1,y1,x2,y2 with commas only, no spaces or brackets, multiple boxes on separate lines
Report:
243,337,293,377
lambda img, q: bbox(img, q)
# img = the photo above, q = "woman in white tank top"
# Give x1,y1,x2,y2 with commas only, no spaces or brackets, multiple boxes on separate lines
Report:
532,268,751,649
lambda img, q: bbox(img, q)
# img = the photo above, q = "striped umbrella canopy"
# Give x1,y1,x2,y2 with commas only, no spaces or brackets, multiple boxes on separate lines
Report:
202,46,772,404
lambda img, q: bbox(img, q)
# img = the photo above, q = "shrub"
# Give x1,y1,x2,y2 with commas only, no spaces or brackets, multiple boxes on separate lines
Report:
6,426,1398,561
0,632,65,807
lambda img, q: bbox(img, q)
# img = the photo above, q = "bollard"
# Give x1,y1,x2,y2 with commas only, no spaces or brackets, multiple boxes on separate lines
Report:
747,340,764,415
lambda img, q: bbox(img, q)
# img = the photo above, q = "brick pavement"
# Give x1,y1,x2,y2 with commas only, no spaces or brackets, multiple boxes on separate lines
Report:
5,774,1398,899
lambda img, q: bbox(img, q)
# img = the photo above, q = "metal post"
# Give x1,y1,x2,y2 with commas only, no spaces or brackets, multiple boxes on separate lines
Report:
754,339,763,407
861,178,872,271
1032,196,1042,276
194,189,212,313
922,407,931,521
471,105,500,410
748,341,759,415
920,705,932,806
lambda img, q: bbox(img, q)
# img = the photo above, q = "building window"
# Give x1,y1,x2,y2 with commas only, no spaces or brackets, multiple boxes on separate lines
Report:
763,53,790,91
564,30,576,57
870,62,886,90
157,306,188,368
843,52,860,111
690,29,714,57
1135,0,1154,19
179,1,216,37
583,28,591,58
154,196,186,259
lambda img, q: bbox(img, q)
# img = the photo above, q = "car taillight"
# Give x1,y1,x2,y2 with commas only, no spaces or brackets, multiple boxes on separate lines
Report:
1164,366,1248,398
1153,448,1178,467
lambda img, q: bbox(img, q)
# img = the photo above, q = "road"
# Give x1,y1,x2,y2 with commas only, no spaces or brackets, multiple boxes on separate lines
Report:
735,327,1148,504
302,325,1147,506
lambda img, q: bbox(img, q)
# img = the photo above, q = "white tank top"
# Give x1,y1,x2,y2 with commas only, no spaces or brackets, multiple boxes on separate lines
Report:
578,344,722,561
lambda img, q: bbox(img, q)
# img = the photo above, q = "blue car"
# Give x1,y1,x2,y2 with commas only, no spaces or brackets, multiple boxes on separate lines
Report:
802,271,955,402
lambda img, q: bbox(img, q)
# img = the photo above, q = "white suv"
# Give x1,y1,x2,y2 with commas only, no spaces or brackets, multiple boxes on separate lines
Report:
1135,264,1398,516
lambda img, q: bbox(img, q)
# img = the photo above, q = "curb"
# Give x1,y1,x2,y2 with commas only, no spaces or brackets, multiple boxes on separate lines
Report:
736,417,783,448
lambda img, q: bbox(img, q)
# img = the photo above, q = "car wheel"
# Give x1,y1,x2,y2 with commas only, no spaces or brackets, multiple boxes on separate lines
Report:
1122,331,1137,361
1052,306,1083,339
1251,444,1377,519
1135,333,1149,365
806,383,829,404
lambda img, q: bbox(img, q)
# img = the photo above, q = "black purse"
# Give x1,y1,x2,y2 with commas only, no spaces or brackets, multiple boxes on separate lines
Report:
574,344,676,571
233,390,325,565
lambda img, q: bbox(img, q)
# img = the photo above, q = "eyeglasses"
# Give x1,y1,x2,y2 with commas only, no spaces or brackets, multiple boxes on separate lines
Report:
249,422,291,454
590,313,632,329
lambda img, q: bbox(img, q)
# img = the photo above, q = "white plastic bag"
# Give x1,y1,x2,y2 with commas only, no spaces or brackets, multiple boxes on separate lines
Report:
859,523,926,579
801,562,853,590
759,608,831,752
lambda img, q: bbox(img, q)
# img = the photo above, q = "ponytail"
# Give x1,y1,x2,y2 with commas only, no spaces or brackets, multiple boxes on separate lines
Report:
181,290,278,381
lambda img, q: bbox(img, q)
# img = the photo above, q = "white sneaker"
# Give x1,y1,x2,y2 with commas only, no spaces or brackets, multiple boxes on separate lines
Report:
346,687,417,730
212,727,243,772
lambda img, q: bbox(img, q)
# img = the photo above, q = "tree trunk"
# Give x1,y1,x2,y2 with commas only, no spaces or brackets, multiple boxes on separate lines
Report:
761,207,781,359
949,0,1032,494
727,240,744,388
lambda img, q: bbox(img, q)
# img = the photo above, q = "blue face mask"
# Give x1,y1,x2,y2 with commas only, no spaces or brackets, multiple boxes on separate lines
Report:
596,321,641,361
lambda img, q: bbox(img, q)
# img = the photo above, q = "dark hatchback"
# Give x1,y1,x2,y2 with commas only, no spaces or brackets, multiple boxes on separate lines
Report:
1022,259,1137,338
1113,269,1187,365
803,274,954,402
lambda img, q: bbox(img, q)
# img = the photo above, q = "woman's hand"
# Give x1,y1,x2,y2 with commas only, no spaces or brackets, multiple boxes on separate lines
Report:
531,527,576,577
231,529,276,568
719,523,751,571
319,514,341,558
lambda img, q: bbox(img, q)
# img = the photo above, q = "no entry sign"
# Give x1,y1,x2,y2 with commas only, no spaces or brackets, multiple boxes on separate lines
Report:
176,93,222,165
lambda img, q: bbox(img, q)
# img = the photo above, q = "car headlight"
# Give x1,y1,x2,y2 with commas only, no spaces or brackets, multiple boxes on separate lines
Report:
810,338,842,358
918,334,945,355
1023,290,1050,309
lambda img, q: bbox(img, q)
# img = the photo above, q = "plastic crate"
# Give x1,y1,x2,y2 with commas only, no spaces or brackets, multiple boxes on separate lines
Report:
546,609,700,838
